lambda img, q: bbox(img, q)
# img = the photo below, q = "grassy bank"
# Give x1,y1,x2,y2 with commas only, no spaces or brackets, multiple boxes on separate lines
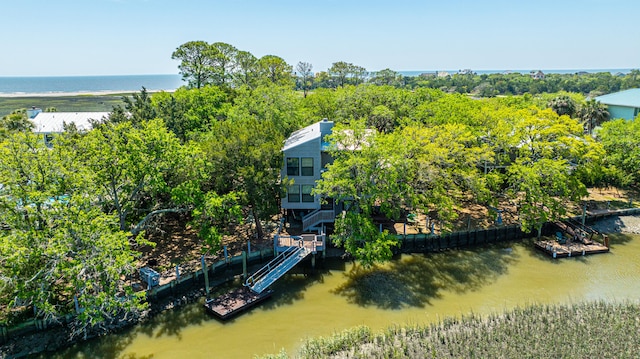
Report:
263,301,640,358
0,94,128,117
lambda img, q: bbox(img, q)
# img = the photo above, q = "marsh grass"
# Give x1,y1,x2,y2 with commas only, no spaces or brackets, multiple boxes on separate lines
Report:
0,94,128,117
262,301,640,358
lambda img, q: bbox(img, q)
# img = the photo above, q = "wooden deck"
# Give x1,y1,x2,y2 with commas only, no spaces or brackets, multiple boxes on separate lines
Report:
535,239,609,258
276,234,324,253
204,287,273,320
535,219,610,258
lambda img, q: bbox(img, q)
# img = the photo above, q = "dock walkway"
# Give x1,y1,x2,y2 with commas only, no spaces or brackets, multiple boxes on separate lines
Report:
204,234,325,320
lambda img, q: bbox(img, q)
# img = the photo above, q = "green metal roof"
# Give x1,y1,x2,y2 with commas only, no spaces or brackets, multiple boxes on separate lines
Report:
595,88,640,108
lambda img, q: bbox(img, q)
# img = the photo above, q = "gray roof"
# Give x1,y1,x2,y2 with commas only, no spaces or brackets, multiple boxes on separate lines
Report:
283,120,333,151
595,88,640,108
32,112,109,133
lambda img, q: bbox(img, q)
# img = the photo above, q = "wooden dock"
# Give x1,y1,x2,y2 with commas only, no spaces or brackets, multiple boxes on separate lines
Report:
204,287,273,320
535,220,610,258
535,239,609,258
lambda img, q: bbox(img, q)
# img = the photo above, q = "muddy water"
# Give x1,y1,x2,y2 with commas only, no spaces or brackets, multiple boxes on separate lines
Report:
51,234,640,358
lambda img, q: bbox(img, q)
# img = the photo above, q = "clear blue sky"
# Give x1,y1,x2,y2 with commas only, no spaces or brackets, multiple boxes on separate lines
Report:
1,0,639,76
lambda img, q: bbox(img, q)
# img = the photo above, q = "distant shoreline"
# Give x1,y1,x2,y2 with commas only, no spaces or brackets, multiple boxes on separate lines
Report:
0,89,176,98
0,74,183,96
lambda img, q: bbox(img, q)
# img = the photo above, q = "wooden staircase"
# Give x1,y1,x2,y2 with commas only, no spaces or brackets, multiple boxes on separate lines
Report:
302,209,335,232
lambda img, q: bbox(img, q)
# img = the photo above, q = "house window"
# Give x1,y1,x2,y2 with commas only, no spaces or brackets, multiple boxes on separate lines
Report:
44,133,54,148
286,158,299,176
301,157,314,176
301,185,314,202
288,185,300,202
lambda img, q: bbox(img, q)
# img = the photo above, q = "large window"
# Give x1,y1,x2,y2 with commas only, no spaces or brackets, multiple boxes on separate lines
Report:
302,185,314,202
286,157,299,176
288,185,300,202
301,157,314,176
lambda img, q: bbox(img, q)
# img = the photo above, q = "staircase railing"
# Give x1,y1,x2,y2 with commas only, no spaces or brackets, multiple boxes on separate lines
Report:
245,242,311,293
302,209,335,231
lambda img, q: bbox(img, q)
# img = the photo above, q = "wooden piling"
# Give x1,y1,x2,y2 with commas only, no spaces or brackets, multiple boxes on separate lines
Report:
242,251,247,279
201,255,210,295
0,325,7,344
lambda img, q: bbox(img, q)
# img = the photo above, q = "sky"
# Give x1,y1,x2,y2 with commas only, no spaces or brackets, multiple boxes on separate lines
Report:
1,0,639,76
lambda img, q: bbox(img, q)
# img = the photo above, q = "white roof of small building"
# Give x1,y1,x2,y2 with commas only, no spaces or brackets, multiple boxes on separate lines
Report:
31,112,109,133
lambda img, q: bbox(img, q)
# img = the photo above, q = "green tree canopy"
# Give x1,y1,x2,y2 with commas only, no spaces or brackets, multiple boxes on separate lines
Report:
0,131,148,331
579,99,609,134
172,41,220,89
80,119,205,233
257,55,294,88
598,118,640,188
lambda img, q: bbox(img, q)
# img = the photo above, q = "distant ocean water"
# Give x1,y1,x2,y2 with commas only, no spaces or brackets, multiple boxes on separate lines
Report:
0,74,183,95
0,70,635,95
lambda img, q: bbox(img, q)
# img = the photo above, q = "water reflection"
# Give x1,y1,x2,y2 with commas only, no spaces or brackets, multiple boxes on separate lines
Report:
333,244,518,309
35,234,640,359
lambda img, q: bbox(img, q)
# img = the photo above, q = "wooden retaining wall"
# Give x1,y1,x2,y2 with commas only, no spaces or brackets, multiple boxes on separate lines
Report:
147,248,274,300
397,208,640,254
4,208,640,343
0,248,275,344
398,224,530,253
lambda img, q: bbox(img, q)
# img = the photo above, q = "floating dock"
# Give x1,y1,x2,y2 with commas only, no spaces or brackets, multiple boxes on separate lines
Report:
534,239,609,258
535,220,610,258
204,287,273,320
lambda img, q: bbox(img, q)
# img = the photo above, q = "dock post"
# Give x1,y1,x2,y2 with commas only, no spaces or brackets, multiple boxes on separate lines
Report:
311,253,316,271
274,235,278,257
248,240,251,256
176,265,180,281
224,246,229,264
201,255,210,295
582,203,587,225
242,251,247,279
0,325,7,344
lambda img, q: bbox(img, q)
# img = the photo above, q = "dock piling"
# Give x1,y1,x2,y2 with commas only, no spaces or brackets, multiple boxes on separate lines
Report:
202,255,210,295
242,251,247,279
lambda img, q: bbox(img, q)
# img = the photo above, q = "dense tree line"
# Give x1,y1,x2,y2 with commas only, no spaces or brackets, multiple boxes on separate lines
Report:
406,70,640,97
1,41,638,329
170,41,640,97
